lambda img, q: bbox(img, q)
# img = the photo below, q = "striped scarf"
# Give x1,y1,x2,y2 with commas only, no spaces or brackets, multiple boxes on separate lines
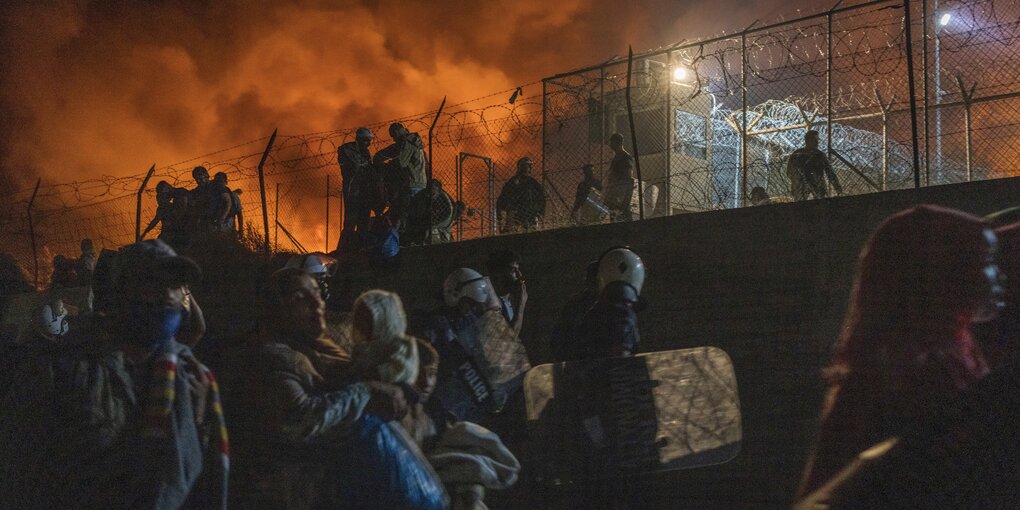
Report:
141,350,230,507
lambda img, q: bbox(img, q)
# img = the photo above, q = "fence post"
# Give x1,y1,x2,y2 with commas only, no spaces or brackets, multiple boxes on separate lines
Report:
665,49,673,216
826,3,838,166
257,129,278,253
135,164,156,242
625,46,645,220
921,0,931,185
27,178,41,290
325,174,330,252
541,80,548,230
599,67,606,180
456,153,463,241
489,161,496,236
956,76,977,181
274,183,280,250
427,97,447,244
740,28,749,207
875,88,895,191
903,0,922,189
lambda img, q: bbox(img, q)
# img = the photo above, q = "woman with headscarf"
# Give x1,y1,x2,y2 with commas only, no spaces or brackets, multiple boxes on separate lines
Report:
351,289,421,386
797,205,1004,498
350,290,520,510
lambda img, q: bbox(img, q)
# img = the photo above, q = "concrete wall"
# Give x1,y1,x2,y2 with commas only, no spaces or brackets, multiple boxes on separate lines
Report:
334,177,1020,508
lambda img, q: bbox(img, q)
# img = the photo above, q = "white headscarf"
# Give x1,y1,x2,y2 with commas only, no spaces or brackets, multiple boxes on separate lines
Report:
352,290,419,385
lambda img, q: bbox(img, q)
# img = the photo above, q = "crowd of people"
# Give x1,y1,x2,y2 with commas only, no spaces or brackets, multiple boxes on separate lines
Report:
129,124,837,259
4,132,1020,507
336,123,467,254
0,202,651,509
141,166,244,249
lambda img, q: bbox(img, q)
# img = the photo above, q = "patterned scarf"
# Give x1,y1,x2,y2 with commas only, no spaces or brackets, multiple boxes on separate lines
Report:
142,350,230,508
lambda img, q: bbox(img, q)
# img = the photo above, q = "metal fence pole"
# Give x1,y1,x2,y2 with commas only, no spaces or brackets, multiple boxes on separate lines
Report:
665,50,673,216
625,46,645,220
456,153,463,241
427,97,446,244
325,174,330,252
905,0,922,189
957,76,977,181
274,183,280,250
541,80,548,229
27,178,41,289
922,0,931,185
257,128,278,253
488,162,496,236
826,5,836,165
599,67,606,180
740,31,749,207
876,89,893,190
135,164,156,242
934,0,943,182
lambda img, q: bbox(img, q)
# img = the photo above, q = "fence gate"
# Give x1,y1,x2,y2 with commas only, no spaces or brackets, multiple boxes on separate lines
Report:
456,152,496,241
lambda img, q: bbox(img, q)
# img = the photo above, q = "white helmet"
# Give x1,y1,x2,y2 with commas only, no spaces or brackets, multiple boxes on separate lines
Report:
35,299,69,338
285,252,338,276
443,268,491,307
285,252,338,301
597,247,646,295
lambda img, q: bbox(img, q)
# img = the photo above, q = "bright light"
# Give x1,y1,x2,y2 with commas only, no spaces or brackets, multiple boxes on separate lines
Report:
939,13,951,26
673,67,688,81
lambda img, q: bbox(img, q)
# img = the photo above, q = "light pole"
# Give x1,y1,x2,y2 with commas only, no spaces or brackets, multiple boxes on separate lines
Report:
934,3,951,181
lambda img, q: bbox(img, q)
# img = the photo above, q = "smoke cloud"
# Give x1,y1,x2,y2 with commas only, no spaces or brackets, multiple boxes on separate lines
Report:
0,0,792,192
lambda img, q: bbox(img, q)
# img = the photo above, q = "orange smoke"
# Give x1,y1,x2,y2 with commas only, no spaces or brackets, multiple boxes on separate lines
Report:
0,0,792,258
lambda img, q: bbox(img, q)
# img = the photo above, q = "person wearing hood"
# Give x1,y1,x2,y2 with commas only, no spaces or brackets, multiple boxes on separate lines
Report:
350,289,421,387
337,127,376,253
573,247,647,359
797,205,1003,499
223,268,407,510
0,239,229,509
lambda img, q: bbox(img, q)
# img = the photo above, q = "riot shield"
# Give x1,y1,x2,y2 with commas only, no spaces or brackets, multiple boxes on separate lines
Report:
523,346,741,483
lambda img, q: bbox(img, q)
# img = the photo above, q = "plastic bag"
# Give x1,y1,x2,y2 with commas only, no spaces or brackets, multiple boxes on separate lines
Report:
369,215,400,260
330,414,449,510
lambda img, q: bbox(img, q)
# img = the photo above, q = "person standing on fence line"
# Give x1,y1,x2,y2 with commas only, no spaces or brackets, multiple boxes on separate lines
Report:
787,130,843,201
495,156,546,233
142,181,191,248
571,163,604,224
337,127,376,253
189,165,216,232
749,186,774,206
77,238,97,285
210,172,236,233
374,122,427,229
605,133,636,221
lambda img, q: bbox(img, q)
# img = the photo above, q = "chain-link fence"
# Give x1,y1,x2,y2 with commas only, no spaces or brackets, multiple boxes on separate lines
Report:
3,0,1020,286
